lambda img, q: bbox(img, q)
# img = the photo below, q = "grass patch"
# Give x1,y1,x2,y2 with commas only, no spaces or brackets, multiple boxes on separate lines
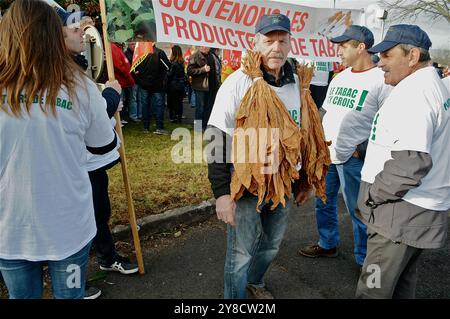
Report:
108,120,212,226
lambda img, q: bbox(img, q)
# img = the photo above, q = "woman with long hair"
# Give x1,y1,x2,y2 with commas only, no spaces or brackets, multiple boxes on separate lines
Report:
167,45,187,123
0,0,116,299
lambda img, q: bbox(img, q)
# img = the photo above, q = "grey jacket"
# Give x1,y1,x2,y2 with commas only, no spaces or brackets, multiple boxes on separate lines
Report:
357,150,448,249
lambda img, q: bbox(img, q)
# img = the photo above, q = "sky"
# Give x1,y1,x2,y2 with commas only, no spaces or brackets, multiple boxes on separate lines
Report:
275,0,450,50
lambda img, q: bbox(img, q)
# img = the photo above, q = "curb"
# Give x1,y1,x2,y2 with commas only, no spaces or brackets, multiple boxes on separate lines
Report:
111,198,216,241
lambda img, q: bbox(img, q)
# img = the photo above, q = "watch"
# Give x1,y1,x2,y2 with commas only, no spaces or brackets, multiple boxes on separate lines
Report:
365,198,378,209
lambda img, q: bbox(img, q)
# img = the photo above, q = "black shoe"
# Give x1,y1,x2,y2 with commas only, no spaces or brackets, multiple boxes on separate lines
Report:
298,244,338,258
84,285,101,299
99,255,138,275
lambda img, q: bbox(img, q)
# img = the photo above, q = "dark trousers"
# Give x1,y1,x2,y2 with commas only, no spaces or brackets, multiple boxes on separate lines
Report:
88,169,117,266
310,84,329,109
167,89,184,122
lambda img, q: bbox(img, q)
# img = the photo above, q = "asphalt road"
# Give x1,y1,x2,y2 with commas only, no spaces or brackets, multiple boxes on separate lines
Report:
92,196,450,299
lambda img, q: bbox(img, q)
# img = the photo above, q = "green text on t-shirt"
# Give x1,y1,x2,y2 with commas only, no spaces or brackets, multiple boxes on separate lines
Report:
444,98,450,111
327,87,369,111
1,94,72,110
288,109,300,127
370,113,380,141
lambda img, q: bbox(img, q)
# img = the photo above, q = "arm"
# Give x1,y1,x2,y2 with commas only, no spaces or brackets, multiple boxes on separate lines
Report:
102,88,121,119
294,168,314,205
187,54,208,76
369,150,433,204
334,101,378,162
207,125,236,226
84,82,118,155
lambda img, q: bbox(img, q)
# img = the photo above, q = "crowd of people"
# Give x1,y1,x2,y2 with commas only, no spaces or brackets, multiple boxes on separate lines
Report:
0,0,449,300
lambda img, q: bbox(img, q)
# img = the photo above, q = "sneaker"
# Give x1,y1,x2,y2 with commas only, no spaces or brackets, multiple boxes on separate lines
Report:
143,129,150,133
298,244,338,258
153,129,170,135
99,255,139,275
121,120,128,124
84,285,101,299
246,285,274,299
130,117,141,123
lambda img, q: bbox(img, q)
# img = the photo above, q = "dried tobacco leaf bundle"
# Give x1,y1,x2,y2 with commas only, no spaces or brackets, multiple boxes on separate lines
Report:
296,63,331,203
230,50,303,211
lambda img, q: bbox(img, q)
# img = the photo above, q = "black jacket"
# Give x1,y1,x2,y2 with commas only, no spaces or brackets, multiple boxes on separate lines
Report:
134,46,171,93
167,61,186,93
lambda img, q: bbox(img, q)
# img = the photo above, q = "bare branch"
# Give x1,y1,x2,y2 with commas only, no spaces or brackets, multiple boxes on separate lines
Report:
380,0,450,24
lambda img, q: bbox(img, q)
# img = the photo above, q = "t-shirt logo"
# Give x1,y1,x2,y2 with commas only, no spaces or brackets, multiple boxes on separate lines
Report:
327,87,369,112
444,98,450,111
288,109,300,126
370,112,380,141
2,94,72,111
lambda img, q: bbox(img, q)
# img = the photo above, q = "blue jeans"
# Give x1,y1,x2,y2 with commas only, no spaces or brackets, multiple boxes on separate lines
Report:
315,157,367,265
224,196,290,299
194,90,209,130
140,88,166,130
128,85,139,120
0,242,91,299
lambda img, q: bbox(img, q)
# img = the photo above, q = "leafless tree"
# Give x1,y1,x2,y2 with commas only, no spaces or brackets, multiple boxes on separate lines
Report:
379,0,450,24
431,48,450,65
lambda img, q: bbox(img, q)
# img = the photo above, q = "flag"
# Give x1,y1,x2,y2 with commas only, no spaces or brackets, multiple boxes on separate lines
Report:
221,50,242,82
130,42,153,73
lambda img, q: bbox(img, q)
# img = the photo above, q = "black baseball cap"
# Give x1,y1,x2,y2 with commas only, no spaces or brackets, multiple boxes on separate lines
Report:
330,25,374,49
368,24,432,53
255,14,291,35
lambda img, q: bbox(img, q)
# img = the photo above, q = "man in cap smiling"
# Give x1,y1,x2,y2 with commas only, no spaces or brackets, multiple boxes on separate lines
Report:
356,24,450,298
299,25,392,270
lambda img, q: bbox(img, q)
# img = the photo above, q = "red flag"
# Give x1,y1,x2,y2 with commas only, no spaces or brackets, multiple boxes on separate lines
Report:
130,42,153,73
221,50,242,82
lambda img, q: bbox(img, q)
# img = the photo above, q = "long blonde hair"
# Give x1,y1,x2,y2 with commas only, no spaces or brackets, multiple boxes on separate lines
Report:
0,0,83,117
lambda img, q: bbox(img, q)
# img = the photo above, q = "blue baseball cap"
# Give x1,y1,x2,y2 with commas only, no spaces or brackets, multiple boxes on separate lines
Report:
368,24,432,53
56,7,85,27
255,14,291,35
330,25,374,49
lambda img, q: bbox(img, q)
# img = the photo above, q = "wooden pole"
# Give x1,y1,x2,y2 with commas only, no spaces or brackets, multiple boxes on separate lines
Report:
99,0,145,274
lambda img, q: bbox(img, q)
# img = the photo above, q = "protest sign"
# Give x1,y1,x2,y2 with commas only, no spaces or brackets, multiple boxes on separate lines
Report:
153,0,362,61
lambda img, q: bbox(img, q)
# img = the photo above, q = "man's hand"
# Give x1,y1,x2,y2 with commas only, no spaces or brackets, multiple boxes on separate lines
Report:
295,187,314,206
117,100,124,113
216,194,236,226
204,64,211,72
105,80,122,95
80,16,95,29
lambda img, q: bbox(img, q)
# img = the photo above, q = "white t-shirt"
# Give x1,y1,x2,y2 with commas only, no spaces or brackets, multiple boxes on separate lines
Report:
443,76,450,93
322,67,392,164
361,67,450,211
311,62,332,87
208,69,301,137
86,117,120,172
0,76,115,261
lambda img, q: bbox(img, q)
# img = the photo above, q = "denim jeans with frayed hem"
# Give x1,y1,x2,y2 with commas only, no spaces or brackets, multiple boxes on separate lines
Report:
315,157,367,266
0,241,91,299
224,196,290,299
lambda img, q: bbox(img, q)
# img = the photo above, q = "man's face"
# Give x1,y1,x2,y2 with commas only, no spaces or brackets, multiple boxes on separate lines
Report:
254,31,291,73
199,46,210,54
337,41,360,68
63,25,85,55
378,45,414,86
